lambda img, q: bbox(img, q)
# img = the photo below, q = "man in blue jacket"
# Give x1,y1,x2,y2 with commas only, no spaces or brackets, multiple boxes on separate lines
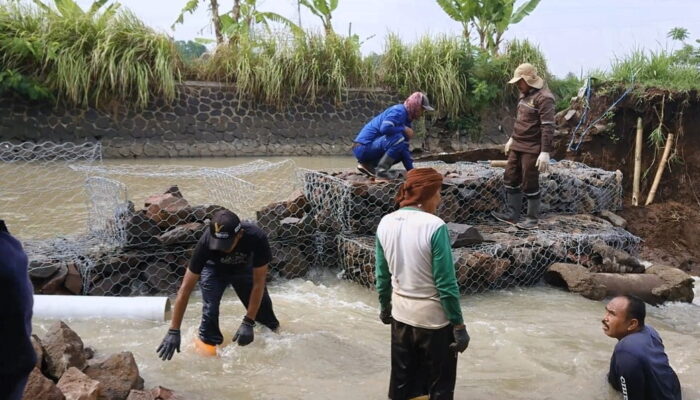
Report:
602,295,682,400
0,220,36,400
352,92,433,181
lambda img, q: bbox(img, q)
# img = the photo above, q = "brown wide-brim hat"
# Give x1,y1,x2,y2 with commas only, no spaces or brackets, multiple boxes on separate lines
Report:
508,63,544,89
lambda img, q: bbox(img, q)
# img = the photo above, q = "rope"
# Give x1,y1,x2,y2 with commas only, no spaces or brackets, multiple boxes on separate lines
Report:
567,76,635,152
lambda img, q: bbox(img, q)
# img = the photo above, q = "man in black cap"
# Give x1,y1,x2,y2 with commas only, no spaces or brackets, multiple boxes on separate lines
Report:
157,209,280,360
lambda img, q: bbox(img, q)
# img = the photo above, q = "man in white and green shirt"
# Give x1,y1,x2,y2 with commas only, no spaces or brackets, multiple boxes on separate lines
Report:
375,168,470,400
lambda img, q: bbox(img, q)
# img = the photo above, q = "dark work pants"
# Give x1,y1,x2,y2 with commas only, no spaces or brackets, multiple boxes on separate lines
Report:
199,267,279,345
503,150,540,195
389,320,458,400
0,373,29,400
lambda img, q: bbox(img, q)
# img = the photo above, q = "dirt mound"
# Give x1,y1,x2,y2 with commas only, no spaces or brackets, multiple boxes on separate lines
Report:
618,201,700,276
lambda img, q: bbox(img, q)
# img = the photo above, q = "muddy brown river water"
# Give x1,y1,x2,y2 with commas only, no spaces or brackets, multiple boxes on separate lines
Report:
4,156,699,399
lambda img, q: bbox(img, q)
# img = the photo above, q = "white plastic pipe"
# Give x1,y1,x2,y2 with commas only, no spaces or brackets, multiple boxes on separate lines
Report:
33,295,171,321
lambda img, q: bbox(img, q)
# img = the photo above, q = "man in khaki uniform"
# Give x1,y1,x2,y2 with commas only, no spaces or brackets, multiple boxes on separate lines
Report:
492,63,555,229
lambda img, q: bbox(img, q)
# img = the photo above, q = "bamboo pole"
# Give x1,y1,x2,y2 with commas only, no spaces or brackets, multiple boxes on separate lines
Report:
645,133,675,206
632,118,643,206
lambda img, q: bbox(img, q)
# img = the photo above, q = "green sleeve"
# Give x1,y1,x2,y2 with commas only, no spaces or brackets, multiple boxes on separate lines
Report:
430,225,464,325
375,237,392,312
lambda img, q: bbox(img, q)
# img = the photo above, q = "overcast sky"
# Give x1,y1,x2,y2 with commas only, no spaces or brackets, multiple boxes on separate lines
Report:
75,0,700,77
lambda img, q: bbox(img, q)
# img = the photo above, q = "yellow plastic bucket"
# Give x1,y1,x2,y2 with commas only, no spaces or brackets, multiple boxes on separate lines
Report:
193,337,217,357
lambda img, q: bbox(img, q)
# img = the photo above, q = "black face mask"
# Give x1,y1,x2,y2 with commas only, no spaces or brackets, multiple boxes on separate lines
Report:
0,220,7,233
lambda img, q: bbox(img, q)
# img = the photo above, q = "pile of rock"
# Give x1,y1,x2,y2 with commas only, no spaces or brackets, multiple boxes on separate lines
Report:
256,190,322,279
28,258,83,296
23,321,184,400
25,186,225,296
86,186,227,295
301,161,623,236
337,215,645,294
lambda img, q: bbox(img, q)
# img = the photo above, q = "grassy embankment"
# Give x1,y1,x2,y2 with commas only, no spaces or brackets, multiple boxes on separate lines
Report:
3,2,699,140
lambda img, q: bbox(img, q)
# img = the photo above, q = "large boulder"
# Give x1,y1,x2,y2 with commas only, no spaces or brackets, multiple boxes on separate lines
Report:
157,222,205,245
56,367,101,400
446,223,484,247
144,193,190,229
40,263,68,294
22,367,65,400
29,259,62,279
43,321,87,379
84,352,144,400
64,263,83,295
124,210,162,247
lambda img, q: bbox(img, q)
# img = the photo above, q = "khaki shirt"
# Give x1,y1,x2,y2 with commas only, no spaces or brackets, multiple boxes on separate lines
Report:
511,87,555,154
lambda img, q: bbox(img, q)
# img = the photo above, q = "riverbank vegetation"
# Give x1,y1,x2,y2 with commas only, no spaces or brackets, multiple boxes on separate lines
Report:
1,0,698,122
0,0,181,108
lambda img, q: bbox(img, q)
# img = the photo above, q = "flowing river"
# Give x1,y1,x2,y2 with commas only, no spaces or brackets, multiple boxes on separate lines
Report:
5,155,699,399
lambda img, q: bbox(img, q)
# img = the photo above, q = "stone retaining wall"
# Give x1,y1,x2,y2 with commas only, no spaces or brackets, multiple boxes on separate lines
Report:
0,82,402,158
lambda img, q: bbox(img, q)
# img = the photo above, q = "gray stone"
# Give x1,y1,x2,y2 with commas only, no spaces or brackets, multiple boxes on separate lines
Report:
599,210,627,228
157,222,205,245
29,259,61,279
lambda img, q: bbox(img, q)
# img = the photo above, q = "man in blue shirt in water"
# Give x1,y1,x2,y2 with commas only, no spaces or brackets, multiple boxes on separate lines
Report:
0,220,36,400
602,295,682,400
352,92,433,182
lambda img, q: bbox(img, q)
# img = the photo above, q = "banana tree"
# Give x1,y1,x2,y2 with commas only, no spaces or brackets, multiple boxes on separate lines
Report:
298,0,337,36
474,0,541,55
173,0,302,46
435,0,540,54
173,0,223,45
32,0,120,20
221,0,303,42
435,0,477,40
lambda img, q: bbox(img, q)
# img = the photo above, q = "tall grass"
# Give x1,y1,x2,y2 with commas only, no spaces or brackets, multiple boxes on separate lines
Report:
201,32,374,105
0,2,181,108
379,34,470,118
609,49,700,92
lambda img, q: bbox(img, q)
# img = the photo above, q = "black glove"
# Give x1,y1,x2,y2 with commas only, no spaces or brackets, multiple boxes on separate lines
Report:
449,325,470,353
157,329,181,361
379,307,393,325
233,316,255,346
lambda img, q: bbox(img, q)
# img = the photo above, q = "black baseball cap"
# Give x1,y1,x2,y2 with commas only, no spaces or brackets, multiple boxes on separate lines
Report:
209,210,242,251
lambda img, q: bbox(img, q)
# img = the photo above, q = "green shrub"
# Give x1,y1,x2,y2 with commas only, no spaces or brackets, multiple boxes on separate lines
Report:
608,49,700,92
0,2,181,108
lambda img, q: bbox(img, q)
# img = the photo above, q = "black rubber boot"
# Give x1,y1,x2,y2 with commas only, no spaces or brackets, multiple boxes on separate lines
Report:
375,154,399,182
517,195,540,230
357,163,376,177
491,189,522,225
